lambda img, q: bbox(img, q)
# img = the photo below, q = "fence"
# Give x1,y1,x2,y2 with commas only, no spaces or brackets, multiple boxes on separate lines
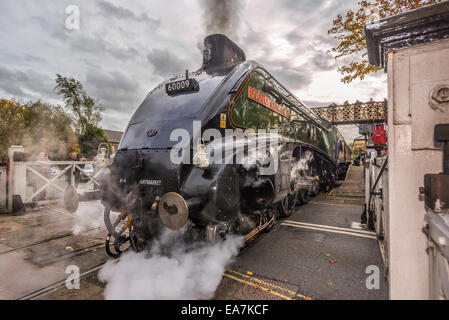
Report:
7,146,104,213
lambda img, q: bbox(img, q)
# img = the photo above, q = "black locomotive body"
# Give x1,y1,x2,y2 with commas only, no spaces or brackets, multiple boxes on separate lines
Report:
101,34,351,256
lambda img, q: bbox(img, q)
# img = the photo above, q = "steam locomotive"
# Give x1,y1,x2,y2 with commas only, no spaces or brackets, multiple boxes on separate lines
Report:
101,34,351,257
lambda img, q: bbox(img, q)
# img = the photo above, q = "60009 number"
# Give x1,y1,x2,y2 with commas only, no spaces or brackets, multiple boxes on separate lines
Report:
166,78,199,95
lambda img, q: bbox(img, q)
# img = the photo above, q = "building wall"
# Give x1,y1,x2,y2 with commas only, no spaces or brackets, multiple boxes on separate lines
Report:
0,166,6,212
387,38,449,299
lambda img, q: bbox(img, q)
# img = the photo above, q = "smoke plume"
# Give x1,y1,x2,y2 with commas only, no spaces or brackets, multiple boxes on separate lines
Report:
199,0,244,40
98,227,243,299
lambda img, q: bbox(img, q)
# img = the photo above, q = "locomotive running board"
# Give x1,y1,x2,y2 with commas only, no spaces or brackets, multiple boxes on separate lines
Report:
243,215,275,243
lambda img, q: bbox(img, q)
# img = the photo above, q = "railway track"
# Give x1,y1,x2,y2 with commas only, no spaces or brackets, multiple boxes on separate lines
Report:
13,204,291,300
17,263,107,300
0,226,104,256
15,220,286,300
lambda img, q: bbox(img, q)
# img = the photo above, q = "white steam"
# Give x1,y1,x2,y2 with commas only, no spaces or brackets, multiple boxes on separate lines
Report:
98,227,243,300
72,200,112,235
291,151,314,183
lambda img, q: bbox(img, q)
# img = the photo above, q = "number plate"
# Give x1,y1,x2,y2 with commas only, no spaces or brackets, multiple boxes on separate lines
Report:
166,78,199,95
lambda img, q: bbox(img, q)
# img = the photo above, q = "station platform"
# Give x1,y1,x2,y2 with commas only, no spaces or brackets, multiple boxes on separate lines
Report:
215,165,387,300
0,166,387,300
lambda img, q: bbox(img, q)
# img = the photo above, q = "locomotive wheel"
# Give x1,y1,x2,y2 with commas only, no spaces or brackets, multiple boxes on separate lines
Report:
299,187,310,204
278,192,298,217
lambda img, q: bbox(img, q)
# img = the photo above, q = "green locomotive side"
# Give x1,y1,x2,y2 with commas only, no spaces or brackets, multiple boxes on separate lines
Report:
229,67,343,161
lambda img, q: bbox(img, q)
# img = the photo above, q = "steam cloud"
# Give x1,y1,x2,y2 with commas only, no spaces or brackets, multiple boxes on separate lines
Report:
291,151,314,183
199,0,244,40
72,200,107,235
99,227,243,299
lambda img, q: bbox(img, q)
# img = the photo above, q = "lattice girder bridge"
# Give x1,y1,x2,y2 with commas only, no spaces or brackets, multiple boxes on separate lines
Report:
312,100,387,125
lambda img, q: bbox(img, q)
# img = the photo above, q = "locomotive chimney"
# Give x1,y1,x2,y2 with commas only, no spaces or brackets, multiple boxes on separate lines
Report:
201,34,246,73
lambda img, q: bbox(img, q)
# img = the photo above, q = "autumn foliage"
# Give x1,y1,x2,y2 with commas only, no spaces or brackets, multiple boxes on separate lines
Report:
0,99,77,159
1,75,109,160
328,0,443,83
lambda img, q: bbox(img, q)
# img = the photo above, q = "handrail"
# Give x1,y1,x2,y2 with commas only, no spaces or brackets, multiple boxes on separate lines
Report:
368,156,388,210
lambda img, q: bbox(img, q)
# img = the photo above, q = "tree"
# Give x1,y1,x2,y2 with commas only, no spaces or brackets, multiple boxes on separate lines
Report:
0,99,25,158
78,124,110,159
54,75,110,158
54,74,105,135
328,0,443,83
21,101,78,160
0,99,77,160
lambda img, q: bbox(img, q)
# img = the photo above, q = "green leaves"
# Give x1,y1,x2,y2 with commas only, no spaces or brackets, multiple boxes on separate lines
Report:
54,74,105,136
54,75,108,158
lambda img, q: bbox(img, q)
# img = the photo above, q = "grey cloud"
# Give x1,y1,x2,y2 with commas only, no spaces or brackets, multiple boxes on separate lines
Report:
241,24,273,59
101,110,131,131
85,69,146,114
286,30,305,46
311,49,336,71
97,0,160,27
303,100,334,108
365,83,387,100
146,49,189,77
70,35,139,61
32,15,68,42
37,7,137,60
316,34,339,47
23,54,46,63
270,67,312,91
0,66,55,98
280,0,324,11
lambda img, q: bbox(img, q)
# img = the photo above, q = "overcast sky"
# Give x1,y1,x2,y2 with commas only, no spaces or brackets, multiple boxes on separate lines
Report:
0,0,386,140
